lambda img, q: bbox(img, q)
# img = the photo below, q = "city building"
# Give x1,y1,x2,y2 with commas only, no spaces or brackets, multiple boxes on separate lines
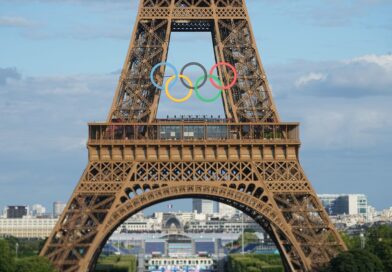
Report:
217,203,237,218
318,194,340,215
31,204,46,217
0,218,58,238
53,201,66,218
6,206,28,219
1,208,6,218
334,194,368,216
185,219,263,233
192,199,214,215
143,237,218,272
120,216,162,233
318,194,368,218
147,255,215,272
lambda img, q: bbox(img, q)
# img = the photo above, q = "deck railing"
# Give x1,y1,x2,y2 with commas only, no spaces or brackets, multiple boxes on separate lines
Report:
88,122,300,143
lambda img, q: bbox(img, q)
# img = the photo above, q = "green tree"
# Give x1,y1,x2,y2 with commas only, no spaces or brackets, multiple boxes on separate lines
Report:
340,231,361,250
366,225,392,251
361,224,392,271
5,237,44,258
236,231,259,246
15,256,57,272
226,254,283,272
372,241,392,271
0,239,15,272
323,249,384,272
368,225,392,242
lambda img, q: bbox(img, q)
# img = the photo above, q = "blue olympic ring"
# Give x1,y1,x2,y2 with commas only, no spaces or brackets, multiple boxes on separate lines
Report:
150,62,178,90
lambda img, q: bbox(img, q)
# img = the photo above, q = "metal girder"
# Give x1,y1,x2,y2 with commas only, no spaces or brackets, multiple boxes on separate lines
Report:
108,0,279,123
41,0,347,271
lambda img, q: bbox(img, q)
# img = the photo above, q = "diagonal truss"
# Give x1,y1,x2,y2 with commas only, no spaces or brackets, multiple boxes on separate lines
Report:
41,1,347,272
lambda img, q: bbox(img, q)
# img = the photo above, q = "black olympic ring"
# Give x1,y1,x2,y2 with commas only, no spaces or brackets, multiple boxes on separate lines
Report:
179,62,208,90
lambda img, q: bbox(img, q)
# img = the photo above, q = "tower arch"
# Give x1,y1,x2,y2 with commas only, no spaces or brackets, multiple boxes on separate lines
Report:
84,185,307,272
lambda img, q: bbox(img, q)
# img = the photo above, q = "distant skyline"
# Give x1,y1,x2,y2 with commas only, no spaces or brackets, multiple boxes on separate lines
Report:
1,191,390,217
1,0,392,214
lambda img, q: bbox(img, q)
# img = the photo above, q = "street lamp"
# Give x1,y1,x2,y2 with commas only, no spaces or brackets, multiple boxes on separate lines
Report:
360,231,366,249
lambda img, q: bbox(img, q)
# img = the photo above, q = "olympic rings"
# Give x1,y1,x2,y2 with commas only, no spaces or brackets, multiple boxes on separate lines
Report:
180,62,208,90
150,61,237,103
209,62,238,90
165,75,193,103
150,62,178,90
195,75,222,103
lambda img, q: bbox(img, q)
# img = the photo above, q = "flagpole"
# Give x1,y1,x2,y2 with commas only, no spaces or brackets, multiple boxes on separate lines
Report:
241,211,244,255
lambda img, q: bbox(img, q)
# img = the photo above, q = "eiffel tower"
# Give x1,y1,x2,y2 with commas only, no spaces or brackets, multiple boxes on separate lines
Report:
40,0,347,271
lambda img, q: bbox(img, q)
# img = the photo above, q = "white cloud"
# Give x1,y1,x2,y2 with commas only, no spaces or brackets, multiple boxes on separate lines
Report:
297,100,392,149
0,16,34,28
265,54,392,150
295,72,327,88
0,69,117,156
256,0,392,27
0,67,21,85
347,54,392,71
269,54,392,98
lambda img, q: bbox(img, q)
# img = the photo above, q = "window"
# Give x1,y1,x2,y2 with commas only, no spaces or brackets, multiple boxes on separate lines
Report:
207,126,227,139
160,126,181,140
184,126,204,139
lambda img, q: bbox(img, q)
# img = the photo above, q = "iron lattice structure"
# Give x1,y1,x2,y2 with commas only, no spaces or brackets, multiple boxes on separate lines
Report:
41,0,347,271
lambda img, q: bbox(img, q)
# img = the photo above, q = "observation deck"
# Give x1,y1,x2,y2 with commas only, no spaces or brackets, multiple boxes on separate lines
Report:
88,120,299,144
87,119,301,162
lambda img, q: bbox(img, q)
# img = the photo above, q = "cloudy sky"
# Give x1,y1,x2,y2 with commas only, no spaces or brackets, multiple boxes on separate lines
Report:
0,0,391,214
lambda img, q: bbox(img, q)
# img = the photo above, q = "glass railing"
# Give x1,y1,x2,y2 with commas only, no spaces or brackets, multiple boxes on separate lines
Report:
88,122,299,142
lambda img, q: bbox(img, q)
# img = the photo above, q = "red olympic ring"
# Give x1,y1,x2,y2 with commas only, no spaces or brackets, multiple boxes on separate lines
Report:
209,62,238,90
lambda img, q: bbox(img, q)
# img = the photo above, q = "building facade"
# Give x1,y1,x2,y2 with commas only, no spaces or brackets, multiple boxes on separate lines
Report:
0,218,58,238
192,199,214,215
185,220,263,233
6,206,28,219
217,203,237,218
318,194,368,218
31,204,47,217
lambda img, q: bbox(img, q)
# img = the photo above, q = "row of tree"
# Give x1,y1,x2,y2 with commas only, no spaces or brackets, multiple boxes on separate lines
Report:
0,238,56,272
226,225,392,272
322,224,392,272
226,254,283,272
95,255,137,272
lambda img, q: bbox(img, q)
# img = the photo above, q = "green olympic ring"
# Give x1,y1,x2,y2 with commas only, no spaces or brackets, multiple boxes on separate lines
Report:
195,74,223,103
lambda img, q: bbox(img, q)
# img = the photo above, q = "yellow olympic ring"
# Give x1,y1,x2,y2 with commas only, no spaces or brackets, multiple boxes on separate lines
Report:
165,75,193,103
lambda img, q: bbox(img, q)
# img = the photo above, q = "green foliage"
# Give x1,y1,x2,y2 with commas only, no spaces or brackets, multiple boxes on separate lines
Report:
372,241,392,271
340,231,361,250
236,231,259,246
0,238,57,272
15,256,57,272
366,225,392,271
95,255,137,272
243,228,256,233
337,225,392,271
0,239,15,272
322,249,384,272
367,225,392,243
5,237,44,258
227,254,283,272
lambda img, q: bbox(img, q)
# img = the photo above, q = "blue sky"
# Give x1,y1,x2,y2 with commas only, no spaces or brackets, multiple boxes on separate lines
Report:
0,0,391,214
